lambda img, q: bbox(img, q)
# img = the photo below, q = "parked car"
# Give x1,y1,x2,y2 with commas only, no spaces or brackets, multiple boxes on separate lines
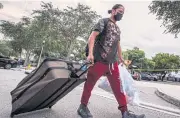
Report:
167,72,176,82
0,55,17,69
18,59,25,66
174,73,180,82
155,73,162,80
166,72,180,82
151,74,158,81
132,72,141,81
141,73,153,81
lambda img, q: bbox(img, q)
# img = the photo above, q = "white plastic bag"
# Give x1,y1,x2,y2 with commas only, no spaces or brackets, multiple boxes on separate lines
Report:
98,64,140,106
98,77,112,93
119,64,140,105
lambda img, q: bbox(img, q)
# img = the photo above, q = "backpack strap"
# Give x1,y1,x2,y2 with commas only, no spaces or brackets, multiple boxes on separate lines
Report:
85,18,109,57
101,18,109,35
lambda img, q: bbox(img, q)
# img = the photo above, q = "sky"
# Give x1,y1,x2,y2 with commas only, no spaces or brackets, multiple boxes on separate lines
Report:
0,0,180,59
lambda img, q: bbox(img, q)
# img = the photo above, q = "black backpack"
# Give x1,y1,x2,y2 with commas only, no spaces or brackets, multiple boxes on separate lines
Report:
85,18,109,57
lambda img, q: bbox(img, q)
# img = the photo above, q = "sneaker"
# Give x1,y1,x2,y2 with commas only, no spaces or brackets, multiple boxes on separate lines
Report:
77,104,93,118
122,111,145,118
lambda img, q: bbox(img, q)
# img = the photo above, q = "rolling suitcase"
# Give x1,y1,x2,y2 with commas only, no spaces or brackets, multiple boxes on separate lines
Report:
10,58,89,117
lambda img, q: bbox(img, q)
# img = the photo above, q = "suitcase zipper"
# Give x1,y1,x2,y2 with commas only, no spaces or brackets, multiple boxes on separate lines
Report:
11,59,66,95
33,78,72,110
11,64,42,95
12,67,67,103
34,78,83,110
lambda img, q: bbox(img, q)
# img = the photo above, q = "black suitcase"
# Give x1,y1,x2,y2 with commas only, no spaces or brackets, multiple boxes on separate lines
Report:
10,58,89,117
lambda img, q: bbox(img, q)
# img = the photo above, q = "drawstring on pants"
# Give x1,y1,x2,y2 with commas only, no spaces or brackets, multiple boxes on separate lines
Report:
109,63,114,75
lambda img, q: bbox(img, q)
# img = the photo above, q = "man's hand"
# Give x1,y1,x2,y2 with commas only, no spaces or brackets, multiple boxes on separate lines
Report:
87,54,94,65
119,57,126,66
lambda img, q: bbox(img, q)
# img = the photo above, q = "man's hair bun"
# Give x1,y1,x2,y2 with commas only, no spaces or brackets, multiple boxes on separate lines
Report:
108,4,123,14
108,10,112,14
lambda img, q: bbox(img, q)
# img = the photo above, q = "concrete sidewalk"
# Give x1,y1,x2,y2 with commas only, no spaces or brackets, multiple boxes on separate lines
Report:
135,81,180,109
155,87,180,108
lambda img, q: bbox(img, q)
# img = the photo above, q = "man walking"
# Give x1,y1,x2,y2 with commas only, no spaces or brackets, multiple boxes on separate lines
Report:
78,4,145,118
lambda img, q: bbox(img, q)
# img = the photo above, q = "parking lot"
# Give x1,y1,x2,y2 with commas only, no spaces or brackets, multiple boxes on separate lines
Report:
1,69,180,118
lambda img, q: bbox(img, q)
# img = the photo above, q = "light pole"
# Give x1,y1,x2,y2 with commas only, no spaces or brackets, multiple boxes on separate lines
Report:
37,40,45,67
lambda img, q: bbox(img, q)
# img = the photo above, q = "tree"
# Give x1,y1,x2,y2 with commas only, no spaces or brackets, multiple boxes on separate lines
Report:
0,2,100,65
31,2,67,59
152,53,180,81
123,47,156,70
0,40,15,57
143,58,155,69
0,18,39,66
124,47,146,68
149,1,180,37
71,39,87,61
153,53,180,69
0,3,3,9
32,2,100,60
0,21,24,56
54,3,100,59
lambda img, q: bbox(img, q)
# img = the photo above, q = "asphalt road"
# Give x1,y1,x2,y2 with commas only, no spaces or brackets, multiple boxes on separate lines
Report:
0,69,180,118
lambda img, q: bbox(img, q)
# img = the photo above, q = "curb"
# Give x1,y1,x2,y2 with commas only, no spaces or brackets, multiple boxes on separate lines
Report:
155,89,180,108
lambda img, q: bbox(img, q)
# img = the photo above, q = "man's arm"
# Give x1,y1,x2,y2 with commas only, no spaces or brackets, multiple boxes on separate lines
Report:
88,31,99,56
87,18,104,63
117,40,124,63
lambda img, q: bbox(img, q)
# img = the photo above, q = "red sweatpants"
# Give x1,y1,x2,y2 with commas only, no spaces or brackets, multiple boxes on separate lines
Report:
81,62,127,112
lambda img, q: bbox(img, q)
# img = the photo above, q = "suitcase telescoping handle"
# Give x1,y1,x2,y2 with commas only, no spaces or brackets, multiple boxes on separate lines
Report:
76,61,91,78
68,61,91,78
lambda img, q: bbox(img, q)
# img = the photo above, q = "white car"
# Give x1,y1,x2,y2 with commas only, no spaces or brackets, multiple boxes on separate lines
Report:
167,72,176,81
167,72,180,82
174,73,180,82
